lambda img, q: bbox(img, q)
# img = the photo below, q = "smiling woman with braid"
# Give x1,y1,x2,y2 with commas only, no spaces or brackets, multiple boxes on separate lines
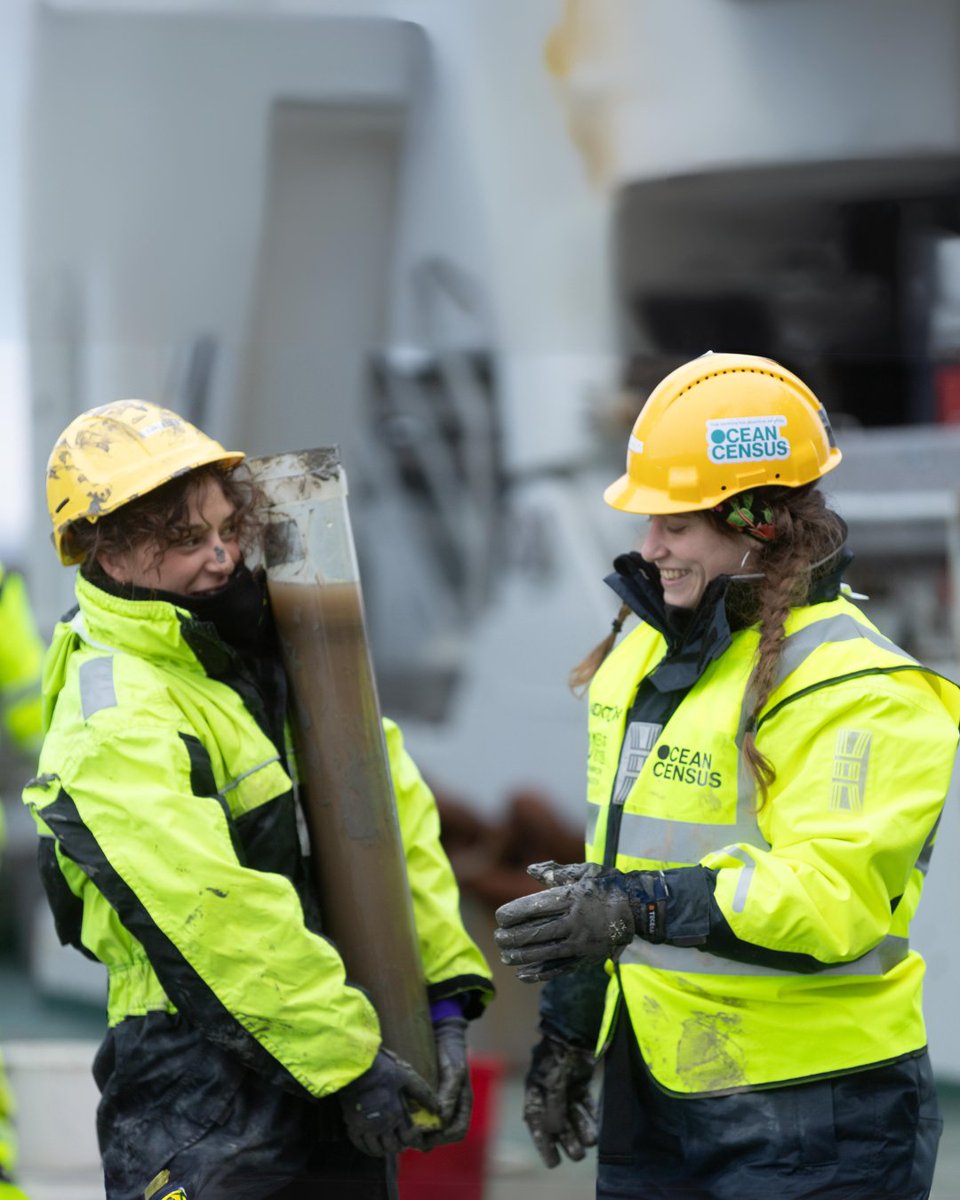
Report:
495,353,960,1200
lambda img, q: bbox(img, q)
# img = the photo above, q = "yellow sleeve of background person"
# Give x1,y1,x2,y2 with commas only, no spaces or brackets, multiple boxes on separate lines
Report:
0,567,44,755
385,718,494,1015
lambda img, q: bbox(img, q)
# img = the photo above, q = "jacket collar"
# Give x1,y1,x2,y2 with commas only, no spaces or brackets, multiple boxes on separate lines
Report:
41,576,209,728
70,571,255,683
604,544,853,694
52,569,288,754
72,571,202,666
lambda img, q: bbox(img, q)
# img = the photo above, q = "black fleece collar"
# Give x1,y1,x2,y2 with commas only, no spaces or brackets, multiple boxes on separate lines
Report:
93,563,274,657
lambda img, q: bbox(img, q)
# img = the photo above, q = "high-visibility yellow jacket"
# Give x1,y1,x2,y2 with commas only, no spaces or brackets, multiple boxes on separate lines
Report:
587,594,960,1094
0,1052,14,1181
23,573,492,1100
0,565,44,755
0,563,43,1190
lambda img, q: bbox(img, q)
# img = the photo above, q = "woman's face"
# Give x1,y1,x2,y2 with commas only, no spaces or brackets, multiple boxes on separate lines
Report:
640,512,752,610
97,477,242,596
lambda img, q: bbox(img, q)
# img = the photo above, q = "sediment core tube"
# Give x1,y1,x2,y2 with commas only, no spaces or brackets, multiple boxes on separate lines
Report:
250,449,437,1089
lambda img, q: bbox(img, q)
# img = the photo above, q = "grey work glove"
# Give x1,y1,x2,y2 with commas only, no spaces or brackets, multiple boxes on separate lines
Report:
337,1048,439,1157
415,1016,473,1149
523,1030,598,1169
495,861,663,982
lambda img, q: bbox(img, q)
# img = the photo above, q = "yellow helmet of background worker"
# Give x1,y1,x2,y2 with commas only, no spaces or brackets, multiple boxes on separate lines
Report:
47,400,245,565
604,352,842,515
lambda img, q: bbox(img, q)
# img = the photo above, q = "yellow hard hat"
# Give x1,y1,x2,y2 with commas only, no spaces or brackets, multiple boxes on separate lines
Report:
604,352,842,514
47,400,245,565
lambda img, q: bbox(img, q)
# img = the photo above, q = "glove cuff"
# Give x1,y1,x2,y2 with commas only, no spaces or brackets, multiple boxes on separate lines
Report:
623,866,713,947
538,1024,596,1060
430,996,465,1022
624,870,669,942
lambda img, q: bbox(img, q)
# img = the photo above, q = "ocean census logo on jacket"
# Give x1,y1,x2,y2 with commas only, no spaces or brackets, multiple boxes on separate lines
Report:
651,742,722,788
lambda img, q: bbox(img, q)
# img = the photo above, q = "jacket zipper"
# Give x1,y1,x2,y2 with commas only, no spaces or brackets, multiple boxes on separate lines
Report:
603,795,626,868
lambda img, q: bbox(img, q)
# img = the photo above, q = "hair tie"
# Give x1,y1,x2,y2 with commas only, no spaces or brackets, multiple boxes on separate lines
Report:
611,614,625,635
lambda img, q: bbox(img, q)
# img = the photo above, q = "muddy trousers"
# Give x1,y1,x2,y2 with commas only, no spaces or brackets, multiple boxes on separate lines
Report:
94,1014,396,1200
160,1142,397,1200
149,1136,397,1200
596,1016,941,1200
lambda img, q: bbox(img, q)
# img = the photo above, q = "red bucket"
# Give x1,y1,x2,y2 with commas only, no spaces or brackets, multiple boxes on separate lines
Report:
398,1055,506,1200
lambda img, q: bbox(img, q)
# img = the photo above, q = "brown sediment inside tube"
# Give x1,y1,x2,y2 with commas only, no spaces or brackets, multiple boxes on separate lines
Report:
268,576,437,1086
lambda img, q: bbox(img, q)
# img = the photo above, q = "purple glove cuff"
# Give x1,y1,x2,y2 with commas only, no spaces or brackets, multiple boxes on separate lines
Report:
430,996,465,1023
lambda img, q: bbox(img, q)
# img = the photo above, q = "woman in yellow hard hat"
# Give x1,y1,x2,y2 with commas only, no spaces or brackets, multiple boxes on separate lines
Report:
27,400,493,1200
495,353,960,1199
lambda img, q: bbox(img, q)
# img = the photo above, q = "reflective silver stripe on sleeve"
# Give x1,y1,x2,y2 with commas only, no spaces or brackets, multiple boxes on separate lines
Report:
79,657,117,720
722,845,756,913
766,614,917,693
739,613,918,753
619,932,910,977
219,755,283,796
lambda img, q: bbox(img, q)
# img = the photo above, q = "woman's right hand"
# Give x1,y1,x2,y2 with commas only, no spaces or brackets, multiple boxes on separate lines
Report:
494,861,637,980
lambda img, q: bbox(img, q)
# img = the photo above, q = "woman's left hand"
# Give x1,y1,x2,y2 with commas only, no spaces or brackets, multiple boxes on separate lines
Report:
414,1016,473,1148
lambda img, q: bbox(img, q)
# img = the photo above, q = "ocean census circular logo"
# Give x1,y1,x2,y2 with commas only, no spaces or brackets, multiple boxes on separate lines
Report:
706,415,790,463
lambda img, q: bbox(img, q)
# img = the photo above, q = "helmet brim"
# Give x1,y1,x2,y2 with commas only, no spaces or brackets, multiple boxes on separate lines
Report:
603,446,842,516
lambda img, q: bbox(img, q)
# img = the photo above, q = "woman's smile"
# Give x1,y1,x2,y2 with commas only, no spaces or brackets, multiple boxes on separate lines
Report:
641,514,750,609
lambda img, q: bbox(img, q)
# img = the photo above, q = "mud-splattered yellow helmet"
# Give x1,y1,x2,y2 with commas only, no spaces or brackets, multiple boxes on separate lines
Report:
47,400,245,565
604,352,842,515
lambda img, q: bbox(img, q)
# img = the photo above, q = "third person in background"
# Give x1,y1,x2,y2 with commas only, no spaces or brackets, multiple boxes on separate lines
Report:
0,561,45,1200
495,352,960,1200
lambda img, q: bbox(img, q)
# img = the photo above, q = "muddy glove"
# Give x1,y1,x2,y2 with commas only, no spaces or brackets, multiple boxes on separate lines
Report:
337,1048,438,1157
523,1030,597,1169
416,1016,473,1149
495,861,662,981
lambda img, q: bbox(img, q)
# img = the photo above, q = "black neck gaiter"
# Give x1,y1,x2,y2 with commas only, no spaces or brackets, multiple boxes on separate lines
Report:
94,563,275,656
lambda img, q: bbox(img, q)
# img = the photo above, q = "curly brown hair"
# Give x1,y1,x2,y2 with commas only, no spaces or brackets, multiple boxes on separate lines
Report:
68,463,263,585
571,484,845,804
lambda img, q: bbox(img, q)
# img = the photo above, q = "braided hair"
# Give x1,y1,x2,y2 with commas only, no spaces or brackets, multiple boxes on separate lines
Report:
733,484,844,803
